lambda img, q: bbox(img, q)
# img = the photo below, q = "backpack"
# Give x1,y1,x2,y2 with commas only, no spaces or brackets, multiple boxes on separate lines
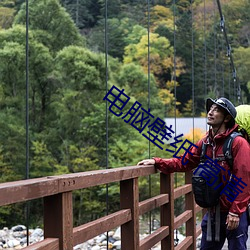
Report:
192,132,241,208
235,105,250,142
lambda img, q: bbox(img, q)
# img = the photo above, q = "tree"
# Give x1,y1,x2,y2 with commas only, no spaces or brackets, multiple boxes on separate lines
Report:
0,0,19,27
0,6,15,29
234,46,250,102
123,31,184,115
147,5,174,33
0,25,56,132
14,0,84,52
61,0,103,29
86,17,139,60
124,31,185,86
116,62,164,114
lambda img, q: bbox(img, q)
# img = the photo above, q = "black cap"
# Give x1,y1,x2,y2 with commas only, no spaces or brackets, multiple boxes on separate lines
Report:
206,97,237,119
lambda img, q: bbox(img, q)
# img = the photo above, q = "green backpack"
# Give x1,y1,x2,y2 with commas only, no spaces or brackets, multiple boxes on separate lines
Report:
235,105,250,142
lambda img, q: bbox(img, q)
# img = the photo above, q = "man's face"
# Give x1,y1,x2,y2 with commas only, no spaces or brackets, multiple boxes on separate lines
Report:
207,104,226,127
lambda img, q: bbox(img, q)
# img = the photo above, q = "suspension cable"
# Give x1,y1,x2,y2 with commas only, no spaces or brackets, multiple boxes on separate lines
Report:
203,0,207,99
147,0,152,234
191,0,195,142
203,0,209,132
213,0,217,96
219,35,225,96
104,0,109,248
25,0,30,245
173,0,179,245
216,0,242,104
173,0,176,136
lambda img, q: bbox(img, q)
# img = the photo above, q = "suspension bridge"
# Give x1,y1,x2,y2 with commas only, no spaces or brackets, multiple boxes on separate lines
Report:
0,0,248,249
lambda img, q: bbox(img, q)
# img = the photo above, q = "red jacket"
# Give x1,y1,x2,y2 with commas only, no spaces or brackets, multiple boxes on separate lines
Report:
154,124,250,215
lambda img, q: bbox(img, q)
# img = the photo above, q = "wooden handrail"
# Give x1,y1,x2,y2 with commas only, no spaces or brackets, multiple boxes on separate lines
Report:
0,165,203,249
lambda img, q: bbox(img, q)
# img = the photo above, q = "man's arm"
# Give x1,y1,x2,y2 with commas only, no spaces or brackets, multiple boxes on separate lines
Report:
137,139,203,174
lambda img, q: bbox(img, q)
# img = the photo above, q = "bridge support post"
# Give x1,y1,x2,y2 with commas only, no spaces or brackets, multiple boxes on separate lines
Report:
44,192,73,250
120,178,139,250
161,173,174,250
185,171,196,250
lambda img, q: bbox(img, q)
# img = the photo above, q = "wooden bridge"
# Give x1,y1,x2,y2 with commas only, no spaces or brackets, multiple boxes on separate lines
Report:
0,165,203,250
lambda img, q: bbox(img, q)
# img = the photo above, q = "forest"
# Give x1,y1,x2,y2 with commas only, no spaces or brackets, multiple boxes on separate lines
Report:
0,0,249,228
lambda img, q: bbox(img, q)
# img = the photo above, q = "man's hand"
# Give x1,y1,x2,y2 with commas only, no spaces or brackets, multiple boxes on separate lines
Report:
137,159,155,166
226,213,240,230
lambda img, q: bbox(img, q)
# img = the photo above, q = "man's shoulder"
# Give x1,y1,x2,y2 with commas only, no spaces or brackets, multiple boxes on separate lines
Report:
230,132,250,151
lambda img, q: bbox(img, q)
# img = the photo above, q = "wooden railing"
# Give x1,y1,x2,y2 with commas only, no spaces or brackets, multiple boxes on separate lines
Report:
0,165,203,250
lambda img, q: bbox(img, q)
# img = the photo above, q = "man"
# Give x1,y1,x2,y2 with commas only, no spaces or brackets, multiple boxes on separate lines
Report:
138,97,250,250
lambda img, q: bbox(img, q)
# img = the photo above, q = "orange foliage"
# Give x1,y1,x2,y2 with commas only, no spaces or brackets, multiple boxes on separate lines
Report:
184,128,206,143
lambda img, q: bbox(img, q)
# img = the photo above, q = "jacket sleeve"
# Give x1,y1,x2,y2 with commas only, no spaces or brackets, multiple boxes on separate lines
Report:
229,136,250,215
153,139,203,174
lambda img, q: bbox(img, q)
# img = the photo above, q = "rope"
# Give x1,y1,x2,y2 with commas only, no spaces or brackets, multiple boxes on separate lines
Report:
25,0,30,245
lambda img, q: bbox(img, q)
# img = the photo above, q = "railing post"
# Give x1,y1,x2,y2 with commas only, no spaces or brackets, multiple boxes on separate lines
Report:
185,171,196,250
44,192,73,250
120,178,139,250
160,173,174,250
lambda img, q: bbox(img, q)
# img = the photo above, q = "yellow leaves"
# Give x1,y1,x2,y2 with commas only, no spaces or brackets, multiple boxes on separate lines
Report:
166,80,179,91
200,112,207,118
0,7,15,29
184,128,205,143
124,32,174,75
149,5,174,32
183,99,193,115
174,56,186,77
125,33,185,79
158,86,181,117
158,88,174,105
152,5,173,19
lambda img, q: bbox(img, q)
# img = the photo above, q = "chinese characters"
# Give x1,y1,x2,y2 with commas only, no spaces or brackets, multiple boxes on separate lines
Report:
103,85,247,203
193,155,247,202
103,85,186,152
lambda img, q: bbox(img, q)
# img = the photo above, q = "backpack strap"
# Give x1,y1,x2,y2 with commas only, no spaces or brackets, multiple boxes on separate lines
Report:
200,142,208,163
202,132,241,242
223,131,242,171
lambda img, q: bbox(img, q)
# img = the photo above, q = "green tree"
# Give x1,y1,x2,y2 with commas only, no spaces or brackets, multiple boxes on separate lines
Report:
0,6,15,29
86,17,138,60
234,46,250,102
0,25,56,132
14,0,84,52
116,63,164,113
124,32,185,87
61,0,101,28
0,0,21,27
